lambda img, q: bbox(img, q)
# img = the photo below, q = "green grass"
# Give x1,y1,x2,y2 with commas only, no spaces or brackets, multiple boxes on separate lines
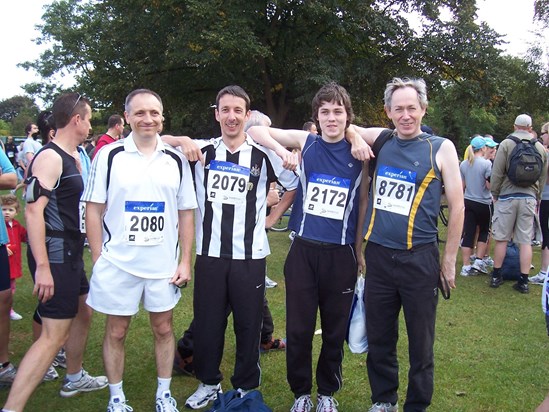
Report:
1,214,549,411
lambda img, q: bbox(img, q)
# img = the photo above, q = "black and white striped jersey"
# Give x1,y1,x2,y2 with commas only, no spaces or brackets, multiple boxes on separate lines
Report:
193,135,297,260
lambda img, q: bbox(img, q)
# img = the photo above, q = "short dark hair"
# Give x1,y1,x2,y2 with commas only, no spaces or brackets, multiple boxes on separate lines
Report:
311,82,354,129
52,92,90,129
37,111,55,143
216,85,250,112
24,123,36,135
107,114,123,129
124,89,163,113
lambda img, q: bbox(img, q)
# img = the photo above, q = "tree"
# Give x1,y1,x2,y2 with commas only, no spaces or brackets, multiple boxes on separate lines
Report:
534,0,549,24
0,96,40,123
21,0,517,136
0,120,11,136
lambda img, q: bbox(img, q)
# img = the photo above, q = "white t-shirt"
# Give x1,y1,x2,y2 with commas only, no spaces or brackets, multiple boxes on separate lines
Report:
82,133,197,278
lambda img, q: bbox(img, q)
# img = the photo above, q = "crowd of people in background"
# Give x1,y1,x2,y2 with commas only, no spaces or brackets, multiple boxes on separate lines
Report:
0,78,548,412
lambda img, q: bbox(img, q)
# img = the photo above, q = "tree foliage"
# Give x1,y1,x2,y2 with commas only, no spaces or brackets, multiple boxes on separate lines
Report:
20,0,549,145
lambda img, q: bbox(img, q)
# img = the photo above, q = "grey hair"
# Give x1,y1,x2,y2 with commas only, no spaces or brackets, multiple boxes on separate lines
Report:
244,110,271,131
384,77,428,110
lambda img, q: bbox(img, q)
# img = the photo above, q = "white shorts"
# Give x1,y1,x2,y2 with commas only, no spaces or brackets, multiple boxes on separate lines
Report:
87,256,181,316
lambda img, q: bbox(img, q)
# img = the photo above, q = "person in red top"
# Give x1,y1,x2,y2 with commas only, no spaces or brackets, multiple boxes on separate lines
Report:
90,114,125,160
1,194,27,320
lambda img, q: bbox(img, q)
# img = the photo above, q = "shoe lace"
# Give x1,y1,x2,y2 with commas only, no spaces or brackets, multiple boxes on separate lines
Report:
318,396,338,411
292,395,312,412
368,402,391,412
157,392,178,411
192,383,218,400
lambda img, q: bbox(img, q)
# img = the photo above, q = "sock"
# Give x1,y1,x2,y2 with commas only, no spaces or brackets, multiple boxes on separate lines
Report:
157,377,172,398
109,381,125,402
3,409,16,412
521,273,529,283
66,368,84,382
492,267,501,278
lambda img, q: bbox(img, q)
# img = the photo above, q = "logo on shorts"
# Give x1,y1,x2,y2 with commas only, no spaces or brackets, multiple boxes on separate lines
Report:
129,235,135,241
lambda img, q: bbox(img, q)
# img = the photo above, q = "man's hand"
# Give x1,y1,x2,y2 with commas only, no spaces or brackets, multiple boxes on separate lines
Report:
275,147,298,171
347,126,373,161
6,245,13,256
170,261,192,288
357,250,366,274
162,135,204,164
441,257,456,290
34,264,55,303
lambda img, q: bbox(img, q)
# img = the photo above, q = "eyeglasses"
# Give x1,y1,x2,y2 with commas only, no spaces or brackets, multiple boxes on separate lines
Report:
69,93,82,116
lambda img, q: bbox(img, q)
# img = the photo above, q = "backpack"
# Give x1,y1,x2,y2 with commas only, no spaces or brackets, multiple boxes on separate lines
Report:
206,389,272,412
500,242,521,280
506,135,543,187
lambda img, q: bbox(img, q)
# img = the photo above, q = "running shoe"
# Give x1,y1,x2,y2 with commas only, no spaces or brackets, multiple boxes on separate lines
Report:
291,394,313,412
43,364,59,381
265,275,278,288
52,348,67,369
9,310,22,320
368,402,398,412
0,363,16,387
155,390,178,412
185,383,222,409
529,272,546,285
316,395,338,412
59,369,108,397
107,396,133,412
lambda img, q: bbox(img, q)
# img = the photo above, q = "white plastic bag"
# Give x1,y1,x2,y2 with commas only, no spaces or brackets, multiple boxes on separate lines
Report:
346,275,368,354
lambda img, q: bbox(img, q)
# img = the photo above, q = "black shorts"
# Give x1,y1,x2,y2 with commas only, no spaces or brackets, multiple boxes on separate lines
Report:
0,245,10,292
28,237,89,319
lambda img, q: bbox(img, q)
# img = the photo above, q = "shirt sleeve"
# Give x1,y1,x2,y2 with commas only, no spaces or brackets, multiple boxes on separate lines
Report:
0,150,15,174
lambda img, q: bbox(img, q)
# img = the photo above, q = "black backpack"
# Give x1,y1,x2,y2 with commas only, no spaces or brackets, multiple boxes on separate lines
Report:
506,135,543,187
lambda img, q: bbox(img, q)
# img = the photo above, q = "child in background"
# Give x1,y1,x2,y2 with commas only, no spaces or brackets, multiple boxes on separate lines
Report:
1,194,27,320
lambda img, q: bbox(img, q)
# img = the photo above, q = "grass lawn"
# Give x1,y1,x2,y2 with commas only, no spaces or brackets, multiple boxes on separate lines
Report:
1,208,548,411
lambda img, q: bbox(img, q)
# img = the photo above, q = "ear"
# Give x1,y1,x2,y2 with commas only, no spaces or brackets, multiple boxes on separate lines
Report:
214,109,220,122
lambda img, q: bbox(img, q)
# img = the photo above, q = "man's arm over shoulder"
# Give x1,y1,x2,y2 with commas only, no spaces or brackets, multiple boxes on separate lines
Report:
161,135,205,164
437,139,464,289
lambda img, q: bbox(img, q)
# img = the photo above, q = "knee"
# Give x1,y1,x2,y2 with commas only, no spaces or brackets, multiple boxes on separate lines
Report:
152,319,173,341
107,322,130,343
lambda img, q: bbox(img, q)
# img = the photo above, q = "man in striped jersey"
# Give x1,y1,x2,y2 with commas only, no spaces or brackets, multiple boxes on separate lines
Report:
166,85,297,410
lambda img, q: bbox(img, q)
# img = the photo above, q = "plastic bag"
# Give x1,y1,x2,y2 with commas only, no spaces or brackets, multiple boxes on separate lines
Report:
346,275,368,354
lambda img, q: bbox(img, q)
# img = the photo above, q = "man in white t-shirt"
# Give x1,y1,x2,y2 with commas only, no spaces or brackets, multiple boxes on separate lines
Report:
83,89,197,412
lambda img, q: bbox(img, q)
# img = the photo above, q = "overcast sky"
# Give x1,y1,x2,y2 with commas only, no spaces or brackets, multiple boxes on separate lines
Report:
0,0,545,105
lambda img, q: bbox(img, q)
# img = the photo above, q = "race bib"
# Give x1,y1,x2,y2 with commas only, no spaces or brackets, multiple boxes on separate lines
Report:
79,201,86,234
207,160,250,205
124,201,165,245
304,173,350,220
374,165,416,216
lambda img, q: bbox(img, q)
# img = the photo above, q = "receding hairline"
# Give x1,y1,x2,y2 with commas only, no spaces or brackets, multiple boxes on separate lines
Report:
124,89,163,113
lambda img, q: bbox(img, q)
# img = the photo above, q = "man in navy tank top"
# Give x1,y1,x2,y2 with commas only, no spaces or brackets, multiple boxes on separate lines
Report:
351,78,464,412
248,82,370,412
